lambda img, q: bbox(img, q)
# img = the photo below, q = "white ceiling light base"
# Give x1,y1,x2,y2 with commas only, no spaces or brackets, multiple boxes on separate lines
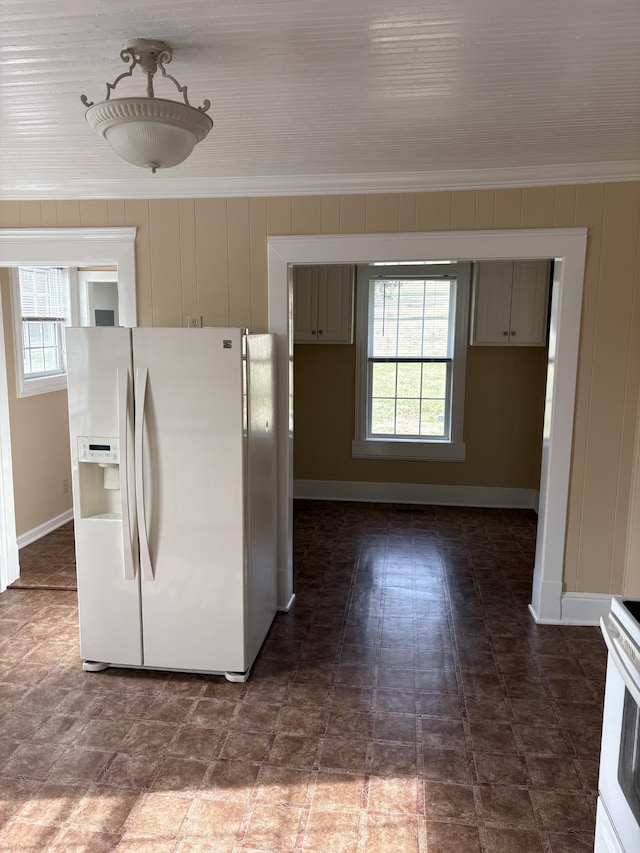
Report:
82,39,213,174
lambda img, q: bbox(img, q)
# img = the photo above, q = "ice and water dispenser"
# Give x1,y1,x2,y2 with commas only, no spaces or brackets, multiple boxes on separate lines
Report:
76,437,121,519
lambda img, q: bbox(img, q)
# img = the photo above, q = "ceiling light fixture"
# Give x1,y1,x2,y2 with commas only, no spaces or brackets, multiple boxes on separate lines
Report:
81,39,213,173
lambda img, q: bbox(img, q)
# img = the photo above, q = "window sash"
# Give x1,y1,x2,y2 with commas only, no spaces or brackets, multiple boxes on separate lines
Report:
16,267,70,382
18,267,69,320
366,357,452,440
368,276,456,360
22,320,66,379
365,276,456,441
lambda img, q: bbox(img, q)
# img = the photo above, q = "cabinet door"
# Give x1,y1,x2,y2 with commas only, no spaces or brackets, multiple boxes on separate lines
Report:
510,261,550,346
471,261,513,345
293,267,319,342
316,265,354,343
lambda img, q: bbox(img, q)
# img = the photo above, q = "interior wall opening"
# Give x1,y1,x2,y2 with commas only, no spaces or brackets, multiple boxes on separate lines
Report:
267,229,587,625
0,226,137,594
291,257,552,606
0,265,120,592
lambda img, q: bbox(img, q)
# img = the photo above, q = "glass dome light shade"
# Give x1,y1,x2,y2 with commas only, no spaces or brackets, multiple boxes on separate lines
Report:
85,97,213,171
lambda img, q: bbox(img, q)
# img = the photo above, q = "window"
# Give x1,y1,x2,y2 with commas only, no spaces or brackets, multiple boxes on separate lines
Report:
353,263,470,461
10,266,78,397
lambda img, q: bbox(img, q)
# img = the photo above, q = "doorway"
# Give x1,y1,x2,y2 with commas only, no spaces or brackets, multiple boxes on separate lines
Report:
0,227,137,592
267,228,588,625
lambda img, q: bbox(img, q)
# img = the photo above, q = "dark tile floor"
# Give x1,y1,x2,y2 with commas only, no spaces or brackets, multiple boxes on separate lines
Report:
10,522,77,590
0,501,606,851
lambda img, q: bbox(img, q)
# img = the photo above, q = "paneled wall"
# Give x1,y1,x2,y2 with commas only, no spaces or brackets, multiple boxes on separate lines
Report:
0,270,72,537
1,182,639,599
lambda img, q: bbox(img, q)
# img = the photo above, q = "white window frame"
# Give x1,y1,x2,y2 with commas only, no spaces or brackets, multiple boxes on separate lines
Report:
353,262,470,461
10,266,80,397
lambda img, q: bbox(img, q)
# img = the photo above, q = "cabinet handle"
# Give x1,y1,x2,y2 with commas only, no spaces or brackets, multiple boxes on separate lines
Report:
503,331,509,336
318,329,324,335
311,329,316,335
511,330,516,336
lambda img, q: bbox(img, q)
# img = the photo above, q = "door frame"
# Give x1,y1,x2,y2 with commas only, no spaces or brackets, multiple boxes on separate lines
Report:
0,227,137,592
267,228,588,624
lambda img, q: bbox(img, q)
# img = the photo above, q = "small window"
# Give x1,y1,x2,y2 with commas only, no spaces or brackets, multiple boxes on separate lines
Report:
11,267,76,397
353,263,470,461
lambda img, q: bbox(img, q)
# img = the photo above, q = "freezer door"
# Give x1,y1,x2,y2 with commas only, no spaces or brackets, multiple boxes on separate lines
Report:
132,328,247,673
66,327,142,666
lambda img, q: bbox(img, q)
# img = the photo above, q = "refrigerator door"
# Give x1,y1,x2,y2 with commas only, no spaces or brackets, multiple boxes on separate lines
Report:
245,334,278,664
132,328,247,672
66,327,142,666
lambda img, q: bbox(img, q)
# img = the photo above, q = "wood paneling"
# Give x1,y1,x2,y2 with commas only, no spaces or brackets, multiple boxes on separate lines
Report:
339,195,366,233
79,200,109,227
521,186,556,228
292,196,322,236
493,188,522,228
249,198,269,332
40,201,58,227
107,200,126,226
195,199,230,327
365,194,400,233
416,192,452,232
563,183,607,591
124,200,152,325
55,200,80,227
178,200,198,325
267,197,292,236
226,198,252,328
450,191,476,232
148,200,183,327
398,194,417,232
553,185,577,228
321,196,340,234
474,191,495,231
19,202,42,228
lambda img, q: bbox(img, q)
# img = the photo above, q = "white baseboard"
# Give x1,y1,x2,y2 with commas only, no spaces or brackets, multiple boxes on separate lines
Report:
293,479,539,509
530,592,612,626
561,592,612,626
17,508,73,550
529,578,563,623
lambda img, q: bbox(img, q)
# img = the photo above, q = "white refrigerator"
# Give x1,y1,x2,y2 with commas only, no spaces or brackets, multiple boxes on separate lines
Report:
66,327,277,682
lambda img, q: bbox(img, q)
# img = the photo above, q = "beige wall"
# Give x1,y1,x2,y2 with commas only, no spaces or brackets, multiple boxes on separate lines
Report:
1,184,639,597
0,269,72,537
293,332,547,489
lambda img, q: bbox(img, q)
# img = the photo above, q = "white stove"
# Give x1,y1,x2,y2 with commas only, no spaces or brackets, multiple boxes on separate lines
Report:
597,597,640,852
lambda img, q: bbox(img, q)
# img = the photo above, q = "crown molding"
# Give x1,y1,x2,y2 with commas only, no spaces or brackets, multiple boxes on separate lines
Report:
1,161,639,200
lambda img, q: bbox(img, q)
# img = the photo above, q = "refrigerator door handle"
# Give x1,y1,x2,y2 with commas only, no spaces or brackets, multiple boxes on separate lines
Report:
135,367,154,581
117,367,136,580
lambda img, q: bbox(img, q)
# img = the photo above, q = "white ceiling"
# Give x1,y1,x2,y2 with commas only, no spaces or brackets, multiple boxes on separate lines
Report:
2,0,640,199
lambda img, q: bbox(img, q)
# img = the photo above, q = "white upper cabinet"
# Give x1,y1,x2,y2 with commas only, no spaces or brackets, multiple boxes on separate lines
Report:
294,265,354,344
471,260,550,346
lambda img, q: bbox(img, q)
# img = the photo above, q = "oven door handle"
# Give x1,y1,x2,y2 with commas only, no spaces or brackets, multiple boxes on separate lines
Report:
601,615,640,709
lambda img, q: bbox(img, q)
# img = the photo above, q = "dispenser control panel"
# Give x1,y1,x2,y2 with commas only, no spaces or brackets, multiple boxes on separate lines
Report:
78,436,120,464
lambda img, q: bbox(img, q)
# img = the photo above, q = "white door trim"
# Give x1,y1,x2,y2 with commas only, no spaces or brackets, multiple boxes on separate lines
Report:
267,228,587,622
0,226,137,593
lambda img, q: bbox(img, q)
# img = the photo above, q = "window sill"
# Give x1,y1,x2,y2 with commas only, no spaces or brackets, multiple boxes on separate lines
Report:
352,438,466,462
17,373,67,398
